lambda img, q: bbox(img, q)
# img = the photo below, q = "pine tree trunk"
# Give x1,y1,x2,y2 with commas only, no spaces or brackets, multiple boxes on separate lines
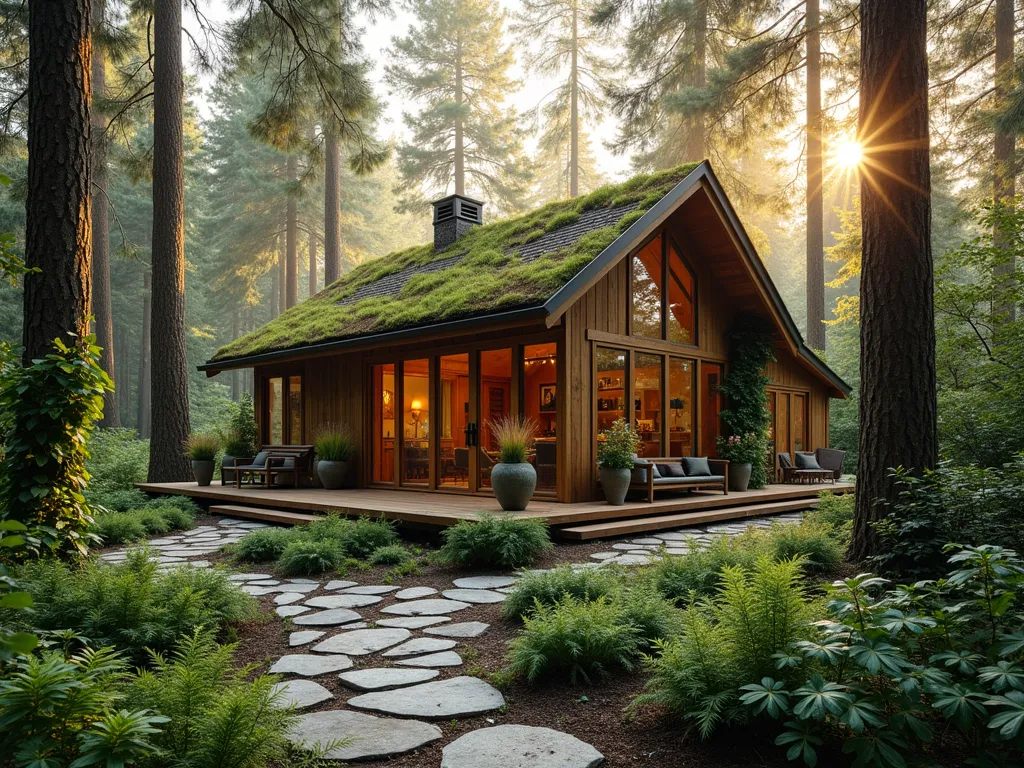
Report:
850,0,936,561
286,153,298,309
993,0,1016,323
324,132,341,285
147,0,191,481
116,321,131,420
136,270,152,439
230,306,239,401
683,0,707,161
270,252,279,319
309,230,318,297
805,0,826,350
569,0,579,198
22,0,92,365
278,234,286,311
454,34,465,195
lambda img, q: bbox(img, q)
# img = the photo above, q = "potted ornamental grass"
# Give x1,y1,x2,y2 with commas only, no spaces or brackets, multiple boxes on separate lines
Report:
185,433,220,486
597,418,641,505
716,432,765,491
488,414,538,511
314,423,356,490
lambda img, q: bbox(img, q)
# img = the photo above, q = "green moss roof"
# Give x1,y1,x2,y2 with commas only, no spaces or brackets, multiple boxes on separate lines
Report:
210,162,701,363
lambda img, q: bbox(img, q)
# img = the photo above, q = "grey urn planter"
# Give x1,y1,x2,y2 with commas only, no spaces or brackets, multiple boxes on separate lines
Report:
317,460,348,491
599,466,632,506
728,462,752,492
490,462,537,511
192,460,215,487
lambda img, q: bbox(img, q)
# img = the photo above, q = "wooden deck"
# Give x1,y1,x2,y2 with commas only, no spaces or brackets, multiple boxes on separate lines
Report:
136,481,854,540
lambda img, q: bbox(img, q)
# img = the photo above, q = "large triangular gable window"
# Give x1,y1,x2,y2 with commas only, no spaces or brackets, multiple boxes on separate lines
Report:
630,232,697,345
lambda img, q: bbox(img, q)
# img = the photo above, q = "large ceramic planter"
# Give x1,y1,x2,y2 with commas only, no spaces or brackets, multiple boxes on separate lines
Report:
490,462,537,511
599,466,632,506
192,460,215,487
729,462,752,492
317,460,348,491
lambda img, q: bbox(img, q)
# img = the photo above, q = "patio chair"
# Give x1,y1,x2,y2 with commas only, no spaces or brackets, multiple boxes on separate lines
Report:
815,447,846,480
777,452,834,484
234,445,314,489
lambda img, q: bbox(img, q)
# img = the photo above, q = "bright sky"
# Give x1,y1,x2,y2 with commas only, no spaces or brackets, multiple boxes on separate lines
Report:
188,0,633,183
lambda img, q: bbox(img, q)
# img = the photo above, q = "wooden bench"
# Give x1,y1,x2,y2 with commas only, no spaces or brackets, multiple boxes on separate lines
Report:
233,445,315,489
630,457,730,502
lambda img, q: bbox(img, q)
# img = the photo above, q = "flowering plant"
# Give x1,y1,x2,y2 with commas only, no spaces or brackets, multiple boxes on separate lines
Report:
715,432,766,465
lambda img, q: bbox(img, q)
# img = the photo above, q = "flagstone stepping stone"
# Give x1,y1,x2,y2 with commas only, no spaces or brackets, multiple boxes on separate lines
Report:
275,592,306,606
276,605,311,618
305,594,382,609
605,554,650,566
440,724,604,768
629,537,665,545
376,616,451,629
311,628,410,655
348,676,504,719
612,543,644,551
395,586,437,600
451,575,517,589
265,583,319,594
288,709,442,762
423,621,489,639
271,679,333,709
381,599,471,616
590,552,618,561
342,585,399,595
442,589,505,604
396,651,463,667
249,579,282,586
185,561,211,568
287,578,319,584
270,654,353,676
382,638,457,657
324,579,359,591
148,538,179,546
338,667,440,691
291,609,363,626
289,631,325,647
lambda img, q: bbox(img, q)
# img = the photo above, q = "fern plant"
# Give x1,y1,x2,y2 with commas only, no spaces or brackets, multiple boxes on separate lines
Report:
501,565,619,620
439,514,553,568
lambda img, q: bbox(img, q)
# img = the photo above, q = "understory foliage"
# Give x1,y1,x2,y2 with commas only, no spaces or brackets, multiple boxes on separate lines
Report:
222,393,258,457
502,565,620,620
872,461,1024,578
735,547,1024,768
84,430,151,501
439,514,554,569
0,335,113,556
716,327,775,489
634,557,812,737
11,550,255,660
278,538,344,577
92,504,196,545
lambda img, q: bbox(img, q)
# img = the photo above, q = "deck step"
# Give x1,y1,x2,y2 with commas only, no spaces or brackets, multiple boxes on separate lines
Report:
209,504,320,526
554,499,818,541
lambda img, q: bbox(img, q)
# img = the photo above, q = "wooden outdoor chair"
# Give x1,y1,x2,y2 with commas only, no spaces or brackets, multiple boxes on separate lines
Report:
777,452,835,484
233,445,315,489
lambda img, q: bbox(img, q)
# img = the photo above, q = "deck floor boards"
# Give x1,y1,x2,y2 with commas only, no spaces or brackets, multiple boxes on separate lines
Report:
136,481,853,531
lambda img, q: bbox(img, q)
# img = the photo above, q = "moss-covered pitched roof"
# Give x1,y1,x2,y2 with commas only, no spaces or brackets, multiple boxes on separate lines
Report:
209,162,701,364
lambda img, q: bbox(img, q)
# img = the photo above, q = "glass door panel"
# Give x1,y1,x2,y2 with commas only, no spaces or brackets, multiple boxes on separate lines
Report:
268,377,284,444
777,392,790,458
288,376,302,443
596,347,627,443
479,348,512,488
402,358,430,485
793,394,807,453
439,354,470,489
634,353,663,457
523,342,557,492
700,362,723,457
372,364,396,483
668,358,694,457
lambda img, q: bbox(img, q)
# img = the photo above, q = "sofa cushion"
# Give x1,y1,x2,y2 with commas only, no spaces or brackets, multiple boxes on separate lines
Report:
250,451,271,467
652,475,725,485
631,460,661,483
681,456,712,476
794,452,822,470
657,462,687,478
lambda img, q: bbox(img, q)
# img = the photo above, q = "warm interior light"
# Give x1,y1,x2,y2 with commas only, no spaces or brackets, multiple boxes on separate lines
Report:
830,138,863,171
411,400,422,410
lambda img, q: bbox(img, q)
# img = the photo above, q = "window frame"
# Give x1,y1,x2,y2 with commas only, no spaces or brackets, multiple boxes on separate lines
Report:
628,229,698,348
264,374,303,445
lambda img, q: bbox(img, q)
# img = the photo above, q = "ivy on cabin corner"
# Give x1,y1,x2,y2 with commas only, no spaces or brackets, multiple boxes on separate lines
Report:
0,333,112,557
717,326,775,489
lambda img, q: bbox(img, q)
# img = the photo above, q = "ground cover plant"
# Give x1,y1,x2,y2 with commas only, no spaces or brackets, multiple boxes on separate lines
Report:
91,503,196,545
439,514,553,569
10,550,255,660
278,538,345,576
84,429,150,500
502,565,620,619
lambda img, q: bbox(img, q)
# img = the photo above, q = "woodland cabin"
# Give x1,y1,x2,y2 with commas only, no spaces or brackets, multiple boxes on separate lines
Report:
201,161,851,506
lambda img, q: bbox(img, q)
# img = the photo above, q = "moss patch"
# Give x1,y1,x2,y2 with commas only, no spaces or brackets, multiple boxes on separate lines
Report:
211,162,701,363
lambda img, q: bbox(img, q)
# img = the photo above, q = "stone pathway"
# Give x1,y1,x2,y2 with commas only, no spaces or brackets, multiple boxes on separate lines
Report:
110,505,813,765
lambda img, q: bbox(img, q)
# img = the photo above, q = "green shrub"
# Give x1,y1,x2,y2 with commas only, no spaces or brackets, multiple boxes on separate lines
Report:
232,527,300,562
507,595,643,684
760,520,844,571
90,487,150,512
148,503,195,531
634,557,811,737
340,517,399,558
439,514,553,568
0,647,165,768
649,538,757,601
596,417,641,470
616,581,680,646
368,544,410,565
86,428,150,497
502,565,619,620
806,491,854,531
93,511,149,545
13,551,255,660
129,629,295,768
135,508,171,535
147,494,202,517
222,392,258,457
278,538,344,576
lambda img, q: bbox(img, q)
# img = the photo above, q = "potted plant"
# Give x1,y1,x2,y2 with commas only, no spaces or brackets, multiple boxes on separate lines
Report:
716,432,765,491
488,414,538,511
185,433,220,486
597,418,641,505
314,423,355,490
221,393,258,477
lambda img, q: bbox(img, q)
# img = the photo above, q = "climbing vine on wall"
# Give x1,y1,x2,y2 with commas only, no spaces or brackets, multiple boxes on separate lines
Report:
717,325,775,488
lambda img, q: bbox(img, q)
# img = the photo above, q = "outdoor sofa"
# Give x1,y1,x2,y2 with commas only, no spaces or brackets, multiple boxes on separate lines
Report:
777,449,842,484
231,445,315,489
630,456,730,502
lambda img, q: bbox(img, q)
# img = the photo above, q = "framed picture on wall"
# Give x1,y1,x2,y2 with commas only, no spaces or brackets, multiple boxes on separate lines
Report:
539,383,556,412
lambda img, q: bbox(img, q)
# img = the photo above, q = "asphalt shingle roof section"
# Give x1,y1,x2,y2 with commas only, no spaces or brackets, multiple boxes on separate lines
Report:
338,253,465,306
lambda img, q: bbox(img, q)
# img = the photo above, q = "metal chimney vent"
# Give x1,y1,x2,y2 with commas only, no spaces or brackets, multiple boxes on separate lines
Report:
431,193,484,251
